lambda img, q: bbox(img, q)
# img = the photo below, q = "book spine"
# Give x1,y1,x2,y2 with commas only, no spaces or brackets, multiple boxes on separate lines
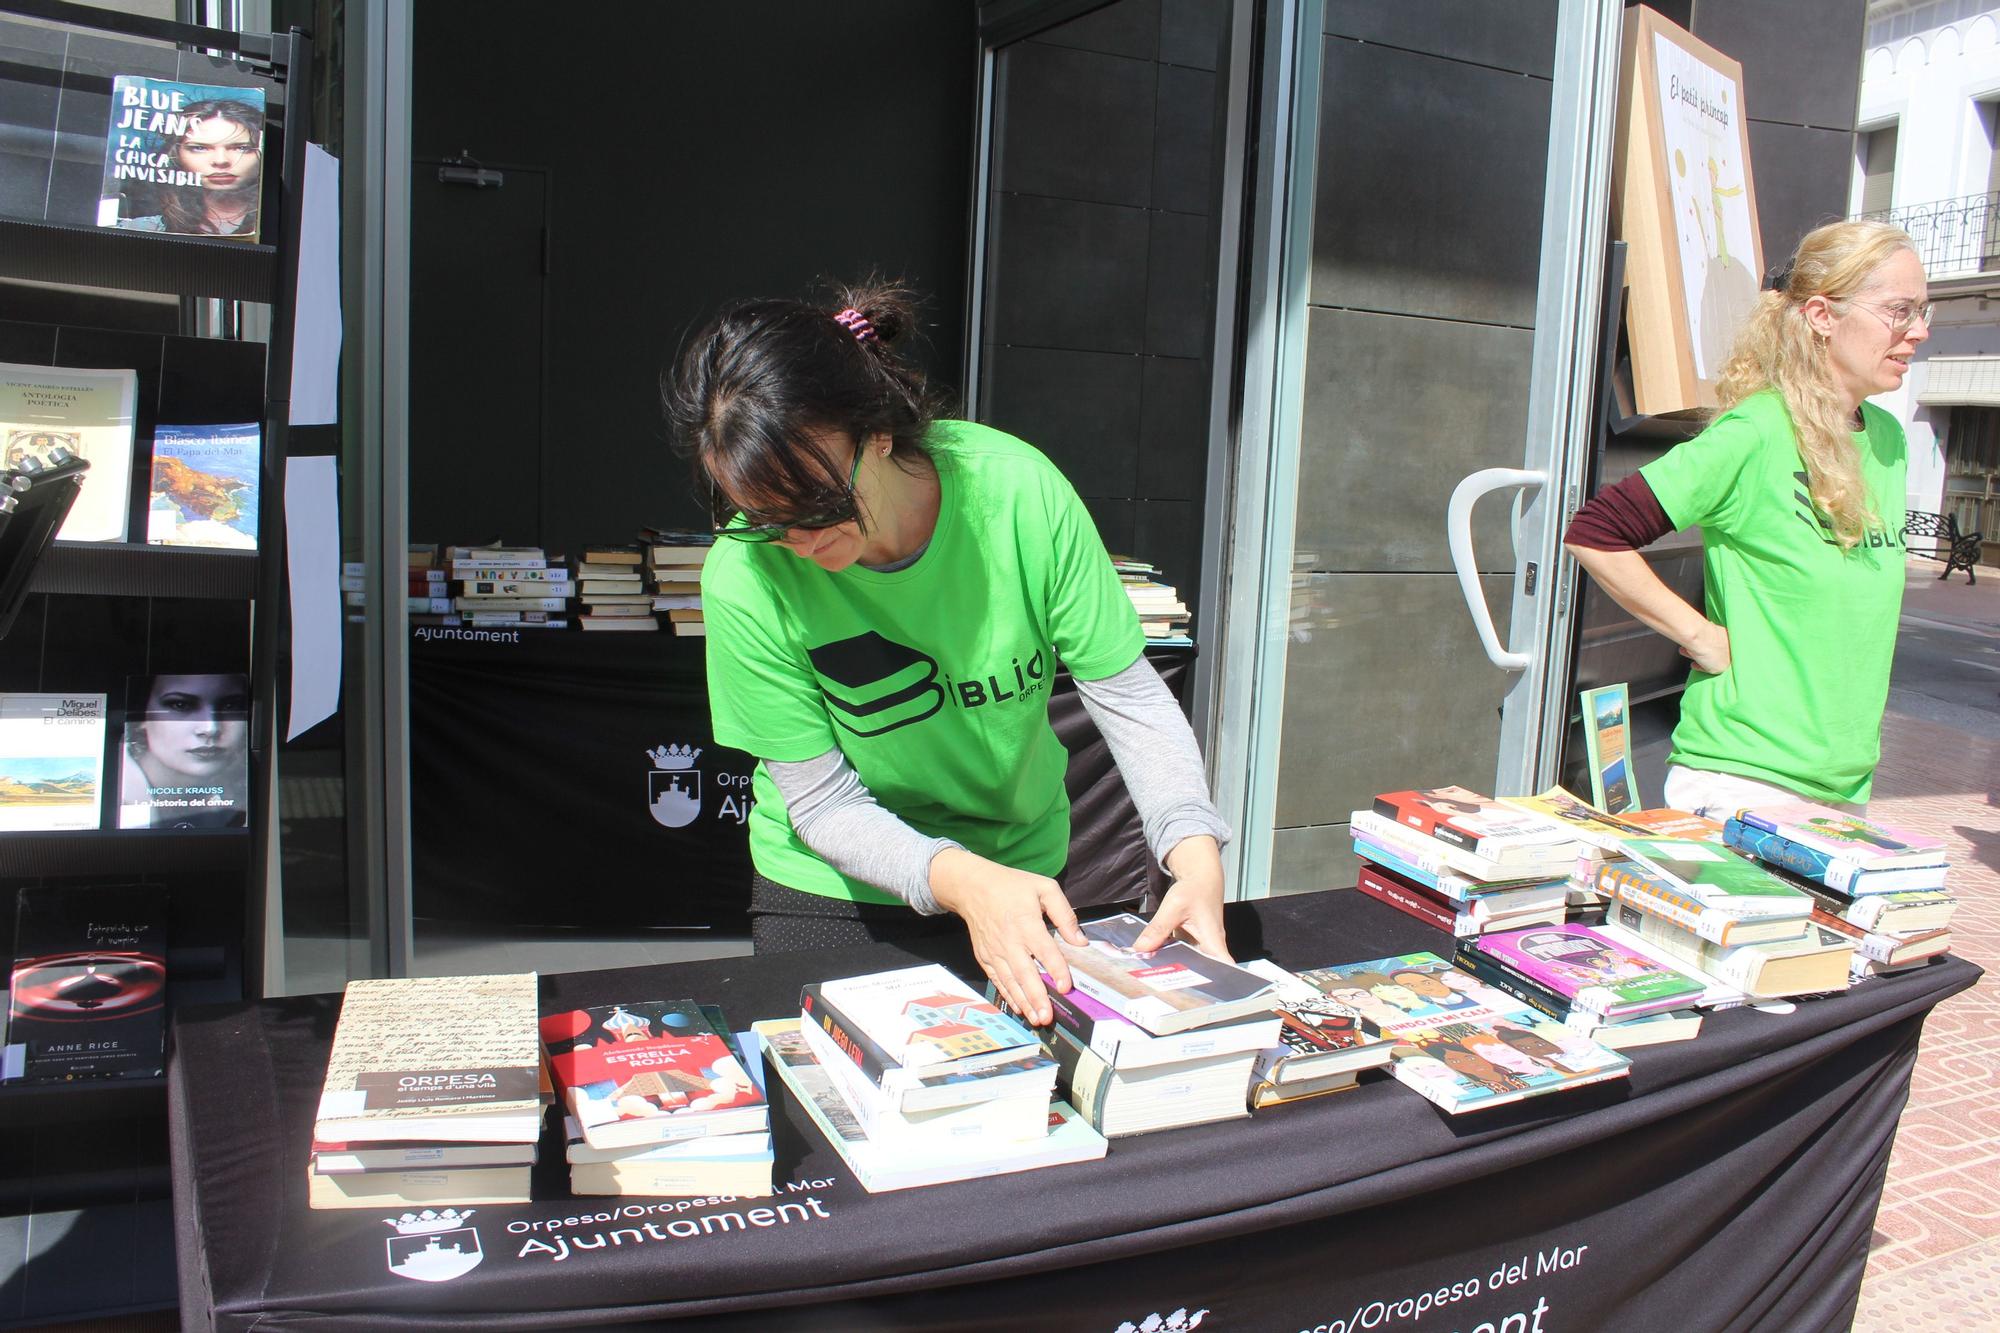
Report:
409,595,452,613
462,580,573,597
452,596,569,612
1595,864,1737,946
1449,947,1569,1023
1044,1026,1112,1129
1354,866,1459,933
797,984,900,1091
1608,904,1759,990
1723,820,1847,891
452,565,563,580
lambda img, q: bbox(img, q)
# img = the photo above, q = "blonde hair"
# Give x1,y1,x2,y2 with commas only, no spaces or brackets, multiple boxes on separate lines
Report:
1714,219,1917,547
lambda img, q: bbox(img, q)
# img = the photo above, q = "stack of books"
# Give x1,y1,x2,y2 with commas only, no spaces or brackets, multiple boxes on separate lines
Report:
762,963,1101,1192
643,529,713,637
1589,833,1853,999
1241,959,1400,1105
1285,952,1630,1114
310,973,548,1209
541,999,773,1197
1454,923,1709,1049
1005,915,1281,1134
1348,787,1582,936
1722,803,1956,979
575,545,657,631
407,543,573,630
1111,555,1191,645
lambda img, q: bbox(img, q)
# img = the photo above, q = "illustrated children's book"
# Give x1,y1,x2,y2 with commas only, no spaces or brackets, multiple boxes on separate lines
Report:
147,423,259,549
540,999,768,1151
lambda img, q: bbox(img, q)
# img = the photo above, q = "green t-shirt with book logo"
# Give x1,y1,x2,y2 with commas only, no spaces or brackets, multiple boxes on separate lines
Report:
702,420,1147,904
1639,389,1907,805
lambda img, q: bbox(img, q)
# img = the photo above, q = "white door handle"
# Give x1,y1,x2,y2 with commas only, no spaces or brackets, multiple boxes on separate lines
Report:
1447,467,1546,672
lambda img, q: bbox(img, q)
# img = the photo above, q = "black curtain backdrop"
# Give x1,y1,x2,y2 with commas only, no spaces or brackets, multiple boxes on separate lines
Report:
172,892,1979,1332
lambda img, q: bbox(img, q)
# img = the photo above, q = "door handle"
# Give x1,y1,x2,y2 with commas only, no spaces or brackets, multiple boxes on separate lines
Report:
1446,468,1546,672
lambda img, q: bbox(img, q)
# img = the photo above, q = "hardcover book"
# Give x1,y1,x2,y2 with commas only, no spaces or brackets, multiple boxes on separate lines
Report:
0,360,138,543
8,884,166,1082
1464,925,1703,1019
540,999,767,1151
118,674,251,829
0,693,107,832
98,78,265,240
314,973,546,1144
1371,787,1585,865
1053,913,1273,1036
753,1018,1106,1194
146,423,259,549
1299,953,1629,1114
1731,804,1947,873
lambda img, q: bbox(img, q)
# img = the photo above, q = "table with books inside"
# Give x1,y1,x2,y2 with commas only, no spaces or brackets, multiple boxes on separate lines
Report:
169,788,1980,1332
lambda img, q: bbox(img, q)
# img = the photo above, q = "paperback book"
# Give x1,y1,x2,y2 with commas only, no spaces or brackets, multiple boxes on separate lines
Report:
1030,969,1280,1070
0,693,107,831
98,77,265,240
118,674,251,829
0,360,138,542
1604,901,1853,999
797,1012,1053,1145
1464,924,1704,1020
540,999,767,1151
1724,812,1947,895
8,884,166,1082
1239,958,1400,1086
1371,787,1585,867
801,963,1041,1093
1053,913,1273,1036
1609,837,1813,922
146,423,259,549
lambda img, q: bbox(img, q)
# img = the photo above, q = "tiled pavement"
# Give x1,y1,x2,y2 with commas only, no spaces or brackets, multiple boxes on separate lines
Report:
1853,570,2000,1332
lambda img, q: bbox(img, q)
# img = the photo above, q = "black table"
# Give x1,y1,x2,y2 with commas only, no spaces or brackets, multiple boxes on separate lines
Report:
170,892,1979,1332
407,630,1187,929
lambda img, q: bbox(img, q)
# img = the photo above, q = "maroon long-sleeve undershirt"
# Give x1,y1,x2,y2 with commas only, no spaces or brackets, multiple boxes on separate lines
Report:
1562,470,1675,551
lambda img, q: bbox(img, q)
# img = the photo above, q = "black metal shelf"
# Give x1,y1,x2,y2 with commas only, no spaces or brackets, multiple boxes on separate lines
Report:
30,540,258,599
0,827,250,878
0,1073,166,1129
0,216,276,304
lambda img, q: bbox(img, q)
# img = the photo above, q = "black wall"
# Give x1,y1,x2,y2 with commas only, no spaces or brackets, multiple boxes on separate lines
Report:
408,2,978,555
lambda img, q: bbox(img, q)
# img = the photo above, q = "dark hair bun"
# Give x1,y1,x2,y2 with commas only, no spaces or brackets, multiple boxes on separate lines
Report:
832,277,920,347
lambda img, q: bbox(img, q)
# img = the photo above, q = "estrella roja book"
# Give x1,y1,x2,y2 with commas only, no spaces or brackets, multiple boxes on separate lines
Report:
540,999,766,1150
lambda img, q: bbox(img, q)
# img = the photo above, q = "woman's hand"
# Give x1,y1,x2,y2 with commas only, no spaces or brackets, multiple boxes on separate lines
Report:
929,847,1086,1027
1679,620,1731,674
1132,835,1232,960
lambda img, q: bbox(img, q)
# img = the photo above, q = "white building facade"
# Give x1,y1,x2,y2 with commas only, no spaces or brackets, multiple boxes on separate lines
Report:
1855,0,2000,562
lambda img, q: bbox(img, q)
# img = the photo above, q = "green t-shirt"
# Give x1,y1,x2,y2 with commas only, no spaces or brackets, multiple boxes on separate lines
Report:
701,420,1147,903
1639,389,1907,805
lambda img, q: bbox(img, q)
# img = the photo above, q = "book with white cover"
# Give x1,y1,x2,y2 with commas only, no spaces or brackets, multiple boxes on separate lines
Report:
1053,913,1273,1036
0,361,137,542
0,693,107,831
796,1013,1054,1145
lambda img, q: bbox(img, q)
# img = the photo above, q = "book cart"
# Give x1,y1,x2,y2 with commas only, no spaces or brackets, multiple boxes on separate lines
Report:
0,1,310,1321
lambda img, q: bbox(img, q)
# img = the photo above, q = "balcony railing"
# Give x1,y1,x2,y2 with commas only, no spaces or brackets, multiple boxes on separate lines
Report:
1853,190,2000,278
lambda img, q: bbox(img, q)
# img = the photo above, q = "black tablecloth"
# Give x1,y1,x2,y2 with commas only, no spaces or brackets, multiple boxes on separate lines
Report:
170,892,1980,1332
407,631,1184,929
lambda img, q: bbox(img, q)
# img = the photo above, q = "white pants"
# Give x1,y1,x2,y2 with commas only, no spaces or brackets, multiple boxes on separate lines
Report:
1662,765,1869,821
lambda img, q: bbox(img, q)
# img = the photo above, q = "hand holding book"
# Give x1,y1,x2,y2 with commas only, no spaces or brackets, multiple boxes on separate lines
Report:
928,847,1085,1027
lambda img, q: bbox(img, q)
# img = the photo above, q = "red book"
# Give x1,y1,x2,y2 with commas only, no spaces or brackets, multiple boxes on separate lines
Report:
539,1000,766,1152
1355,862,1455,931
1370,787,1580,865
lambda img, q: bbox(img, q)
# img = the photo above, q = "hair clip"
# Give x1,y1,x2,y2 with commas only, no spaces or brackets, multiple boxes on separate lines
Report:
833,308,876,342
1764,257,1797,293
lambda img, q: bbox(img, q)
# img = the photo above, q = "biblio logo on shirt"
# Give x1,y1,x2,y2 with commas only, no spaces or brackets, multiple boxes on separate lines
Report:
383,1209,483,1283
808,631,944,737
1790,471,1902,549
647,743,702,828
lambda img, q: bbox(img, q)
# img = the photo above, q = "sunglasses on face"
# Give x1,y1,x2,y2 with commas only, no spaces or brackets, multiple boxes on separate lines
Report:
711,445,864,543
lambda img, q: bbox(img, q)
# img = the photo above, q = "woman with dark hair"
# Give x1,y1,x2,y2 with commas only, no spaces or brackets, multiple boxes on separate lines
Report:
120,99,263,238
1564,219,1927,817
664,281,1231,1026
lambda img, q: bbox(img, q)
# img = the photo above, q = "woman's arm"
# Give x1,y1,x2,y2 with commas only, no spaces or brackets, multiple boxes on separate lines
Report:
1563,472,1731,674
1071,657,1233,960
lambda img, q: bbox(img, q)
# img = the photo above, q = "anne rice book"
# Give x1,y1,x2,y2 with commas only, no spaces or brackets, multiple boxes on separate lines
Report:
9,884,165,1082
1733,804,1948,872
753,1019,1107,1194
1371,787,1585,865
1298,953,1629,1115
1615,837,1813,918
315,973,546,1144
146,423,259,549
0,694,106,831
0,361,138,543
540,1000,767,1151
1054,913,1274,1036
1465,925,1703,1020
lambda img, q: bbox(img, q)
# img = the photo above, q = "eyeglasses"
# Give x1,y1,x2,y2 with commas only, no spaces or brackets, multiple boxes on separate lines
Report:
711,445,864,543
1850,298,1933,334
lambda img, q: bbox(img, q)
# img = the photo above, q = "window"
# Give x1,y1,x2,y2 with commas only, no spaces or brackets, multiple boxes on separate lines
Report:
1859,122,1898,216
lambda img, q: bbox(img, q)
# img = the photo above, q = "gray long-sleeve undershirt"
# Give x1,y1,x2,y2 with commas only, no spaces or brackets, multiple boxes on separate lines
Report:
766,654,1232,915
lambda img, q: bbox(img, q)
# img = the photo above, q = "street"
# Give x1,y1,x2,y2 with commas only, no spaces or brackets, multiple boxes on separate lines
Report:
1888,568,2000,742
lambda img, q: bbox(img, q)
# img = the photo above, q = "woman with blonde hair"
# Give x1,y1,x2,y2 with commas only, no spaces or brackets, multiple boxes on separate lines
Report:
1564,219,1928,816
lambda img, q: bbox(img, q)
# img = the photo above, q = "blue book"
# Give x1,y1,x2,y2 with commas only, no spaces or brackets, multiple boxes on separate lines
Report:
1723,819,1948,897
147,423,260,549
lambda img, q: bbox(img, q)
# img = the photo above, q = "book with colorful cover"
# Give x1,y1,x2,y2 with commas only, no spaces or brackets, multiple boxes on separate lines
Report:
1613,836,1814,918
1031,970,1280,1070
1464,925,1704,1019
1295,953,1630,1114
0,693,106,832
1494,787,1643,857
1239,959,1400,1085
1724,819,1947,896
1355,861,1565,936
98,78,265,240
146,423,258,548
1054,913,1273,1036
1371,787,1586,866
540,999,767,1151
8,884,166,1083
1592,859,1809,946
1731,803,1947,871
1350,827,1566,902
0,360,138,543
753,1018,1107,1194
802,963,1039,1085
1350,810,1562,885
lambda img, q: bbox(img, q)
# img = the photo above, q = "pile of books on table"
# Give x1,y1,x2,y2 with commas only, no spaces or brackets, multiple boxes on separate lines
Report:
753,963,1105,1193
310,973,548,1209
1111,555,1191,645
1348,787,1579,938
575,545,657,631
404,543,573,630
1454,923,1710,1050
644,529,713,637
1720,804,1956,980
541,999,773,1196
1029,913,1282,1132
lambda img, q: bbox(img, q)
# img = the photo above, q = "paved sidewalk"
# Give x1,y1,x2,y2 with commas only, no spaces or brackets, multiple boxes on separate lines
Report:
1852,571,2000,1332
